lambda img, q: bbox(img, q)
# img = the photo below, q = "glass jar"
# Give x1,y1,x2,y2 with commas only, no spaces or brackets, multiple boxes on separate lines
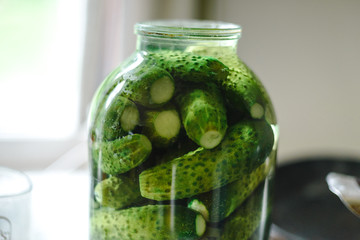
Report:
88,20,278,240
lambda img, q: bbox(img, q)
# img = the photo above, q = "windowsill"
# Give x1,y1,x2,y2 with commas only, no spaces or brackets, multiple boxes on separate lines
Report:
0,125,88,171
27,170,89,240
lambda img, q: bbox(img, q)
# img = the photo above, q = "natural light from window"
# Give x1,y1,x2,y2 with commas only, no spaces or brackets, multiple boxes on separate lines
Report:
0,0,86,140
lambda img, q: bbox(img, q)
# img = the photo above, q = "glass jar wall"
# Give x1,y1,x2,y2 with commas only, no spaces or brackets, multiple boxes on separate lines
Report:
88,20,278,240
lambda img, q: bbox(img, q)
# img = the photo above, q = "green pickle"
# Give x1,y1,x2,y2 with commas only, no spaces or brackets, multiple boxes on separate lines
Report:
99,134,152,175
186,46,277,123
121,65,175,108
145,51,229,84
91,205,206,240
94,174,142,209
139,121,274,201
176,83,228,149
89,20,277,240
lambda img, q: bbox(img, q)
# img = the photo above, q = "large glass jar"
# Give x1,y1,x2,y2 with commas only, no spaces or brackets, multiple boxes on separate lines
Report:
88,20,278,240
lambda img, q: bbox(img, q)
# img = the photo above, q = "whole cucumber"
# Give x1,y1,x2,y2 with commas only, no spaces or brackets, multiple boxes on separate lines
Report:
90,205,206,240
121,65,175,108
94,174,142,209
100,134,152,175
186,46,276,121
139,120,274,201
176,83,228,149
93,94,140,141
145,50,229,83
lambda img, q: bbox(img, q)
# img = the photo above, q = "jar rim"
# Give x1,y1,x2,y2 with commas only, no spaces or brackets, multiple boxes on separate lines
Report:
135,19,242,40
0,166,32,198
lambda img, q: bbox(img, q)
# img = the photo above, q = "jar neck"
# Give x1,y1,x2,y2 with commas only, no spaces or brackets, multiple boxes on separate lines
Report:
136,35,239,53
134,20,241,53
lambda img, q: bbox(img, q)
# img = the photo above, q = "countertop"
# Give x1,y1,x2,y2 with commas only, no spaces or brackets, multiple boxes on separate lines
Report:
27,170,89,240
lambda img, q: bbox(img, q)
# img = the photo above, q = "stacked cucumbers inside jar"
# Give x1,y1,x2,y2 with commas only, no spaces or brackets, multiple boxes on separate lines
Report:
89,47,276,240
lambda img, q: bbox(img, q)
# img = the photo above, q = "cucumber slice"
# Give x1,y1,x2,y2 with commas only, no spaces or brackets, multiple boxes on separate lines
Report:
94,174,141,209
90,205,206,240
121,65,175,108
150,75,175,104
120,105,140,132
142,105,181,148
100,134,152,175
139,120,274,201
176,83,228,149
145,50,229,83
187,161,269,222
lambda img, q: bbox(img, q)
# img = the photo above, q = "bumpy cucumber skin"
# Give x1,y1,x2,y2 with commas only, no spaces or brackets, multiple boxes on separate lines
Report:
249,71,277,124
186,46,276,121
139,120,274,201
100,134,152,175
89,64,126,142
93,95,139,141
176,83,228,149
90,205,204,240
188,161,268,223
143,133,199,170
197,183,266,240
220,183,266,240
142,105,181,148
94,175,141,209
145,51,229,83
89,54,145,142
121,65,175,108
224,68,265,117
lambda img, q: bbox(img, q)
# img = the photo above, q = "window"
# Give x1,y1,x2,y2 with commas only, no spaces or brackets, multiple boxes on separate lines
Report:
0,0,87,169
0,0,86,139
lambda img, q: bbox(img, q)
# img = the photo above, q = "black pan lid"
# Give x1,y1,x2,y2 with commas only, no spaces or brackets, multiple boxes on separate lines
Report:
273,156,360,240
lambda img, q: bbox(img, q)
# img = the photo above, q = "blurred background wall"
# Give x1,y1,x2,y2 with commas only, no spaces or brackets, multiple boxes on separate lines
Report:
1,0,360,170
